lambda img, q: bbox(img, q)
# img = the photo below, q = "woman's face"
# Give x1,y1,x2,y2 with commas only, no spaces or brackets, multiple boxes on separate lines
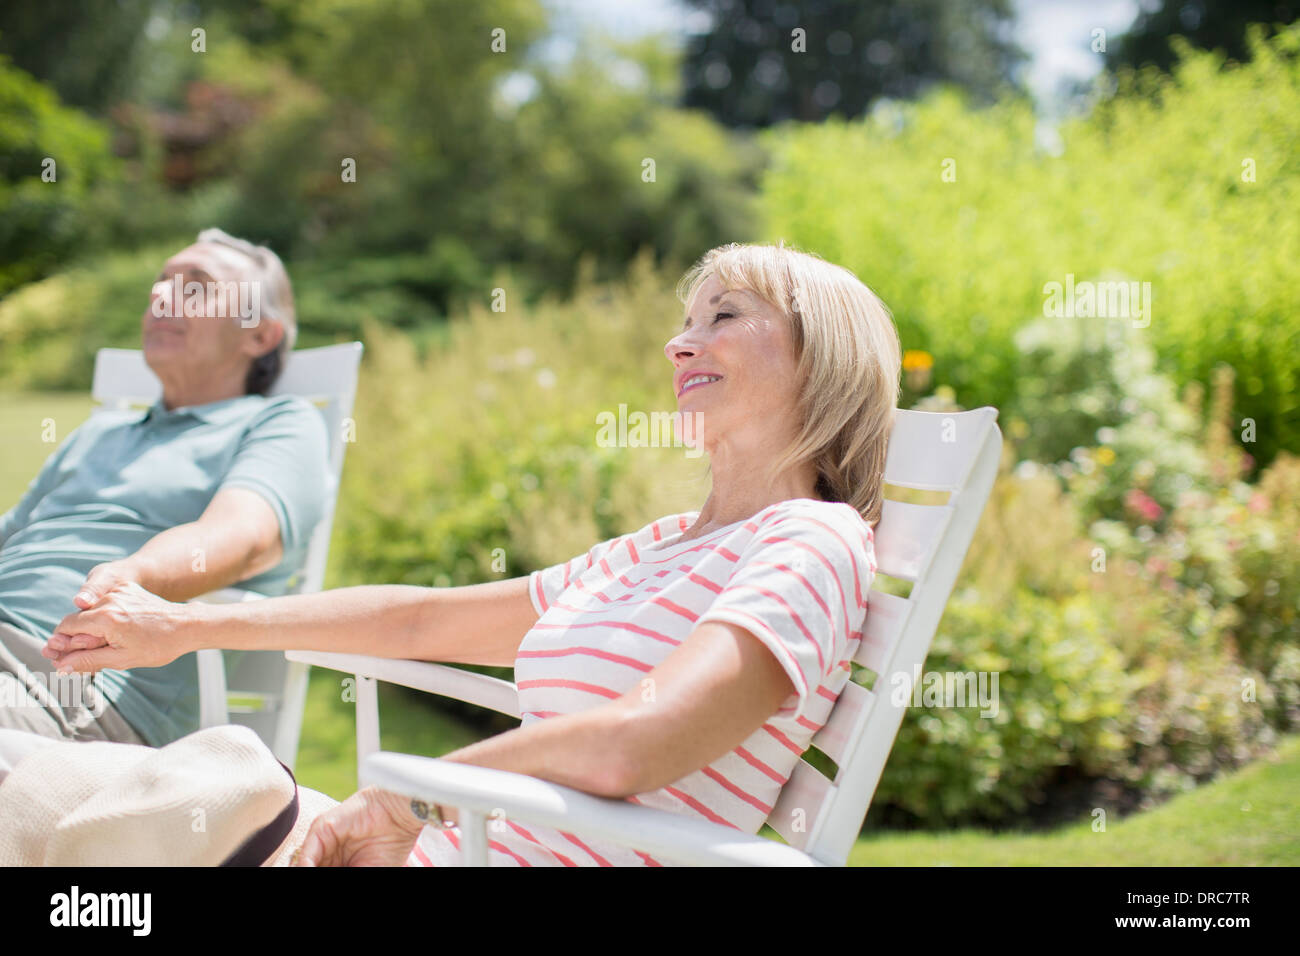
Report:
664,273,803,455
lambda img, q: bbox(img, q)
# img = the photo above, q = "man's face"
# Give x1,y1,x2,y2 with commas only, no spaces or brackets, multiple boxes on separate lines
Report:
142,242,268,389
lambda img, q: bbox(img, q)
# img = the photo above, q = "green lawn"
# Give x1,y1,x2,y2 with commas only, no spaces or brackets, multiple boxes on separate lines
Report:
0,391,94,503
845,734,1300,866
3,390,1294,865
293,670,485,801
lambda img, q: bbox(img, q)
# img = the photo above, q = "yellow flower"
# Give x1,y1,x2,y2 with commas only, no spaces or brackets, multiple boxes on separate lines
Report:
1095,446,1116,466
902,349,934,372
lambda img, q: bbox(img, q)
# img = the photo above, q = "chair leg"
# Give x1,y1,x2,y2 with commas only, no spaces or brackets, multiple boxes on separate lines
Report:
355,674,381,787
197,649,229,728
459,810,489,867
273,660,311,769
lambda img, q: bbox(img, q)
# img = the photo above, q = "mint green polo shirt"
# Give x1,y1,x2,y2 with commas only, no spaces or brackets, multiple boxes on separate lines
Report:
0,393,330,746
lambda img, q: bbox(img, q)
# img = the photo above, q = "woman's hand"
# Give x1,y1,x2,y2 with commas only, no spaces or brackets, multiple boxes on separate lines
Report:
294,787,430,867
43,581,194,674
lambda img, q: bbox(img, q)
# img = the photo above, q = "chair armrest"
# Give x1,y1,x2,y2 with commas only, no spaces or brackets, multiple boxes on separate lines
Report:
361,751,820,867
285,650,520,718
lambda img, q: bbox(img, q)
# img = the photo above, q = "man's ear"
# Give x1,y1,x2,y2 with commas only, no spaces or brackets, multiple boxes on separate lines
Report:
241,318,286,360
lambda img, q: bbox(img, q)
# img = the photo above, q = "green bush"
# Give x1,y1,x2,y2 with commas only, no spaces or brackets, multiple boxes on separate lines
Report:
759,24,1300,466
0,55,120,295
0,244,174,389
874,585,1133,825
1011,310,1212,524
873,460,1282,827
327,250,709,594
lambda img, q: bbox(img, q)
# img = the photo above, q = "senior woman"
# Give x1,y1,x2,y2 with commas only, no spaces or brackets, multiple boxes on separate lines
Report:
42,241,902,867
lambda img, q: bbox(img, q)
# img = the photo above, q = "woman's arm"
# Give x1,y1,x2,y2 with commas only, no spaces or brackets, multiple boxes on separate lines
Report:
45,576,539,673
295,619,796,865
433,619,796,800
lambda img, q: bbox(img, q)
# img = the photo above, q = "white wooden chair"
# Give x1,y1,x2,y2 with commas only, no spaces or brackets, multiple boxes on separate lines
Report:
290,406,1002,865
90,342,363,766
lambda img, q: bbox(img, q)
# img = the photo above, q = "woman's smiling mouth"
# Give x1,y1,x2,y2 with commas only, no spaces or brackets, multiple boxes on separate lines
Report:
678,373,722,397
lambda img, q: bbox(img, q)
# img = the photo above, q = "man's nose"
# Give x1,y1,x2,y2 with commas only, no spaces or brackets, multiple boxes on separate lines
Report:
149,281,176,318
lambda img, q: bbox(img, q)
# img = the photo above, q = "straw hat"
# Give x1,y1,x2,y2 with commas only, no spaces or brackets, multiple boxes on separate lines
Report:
0,724,338,866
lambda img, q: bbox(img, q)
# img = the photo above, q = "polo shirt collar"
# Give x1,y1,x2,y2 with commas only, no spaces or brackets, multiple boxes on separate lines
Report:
138,394,265,425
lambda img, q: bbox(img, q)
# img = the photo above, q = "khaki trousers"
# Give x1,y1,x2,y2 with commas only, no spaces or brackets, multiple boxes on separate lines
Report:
0,620,145,745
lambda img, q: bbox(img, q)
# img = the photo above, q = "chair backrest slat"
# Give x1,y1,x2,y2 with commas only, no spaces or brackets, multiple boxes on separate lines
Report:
856,589,912,672
882,407,994,491
873,500,954,583
91,349,158,409
811,680,873,767
767,759,835,850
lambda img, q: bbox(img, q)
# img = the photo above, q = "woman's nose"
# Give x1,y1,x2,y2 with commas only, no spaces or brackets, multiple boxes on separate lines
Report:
664,335,697,363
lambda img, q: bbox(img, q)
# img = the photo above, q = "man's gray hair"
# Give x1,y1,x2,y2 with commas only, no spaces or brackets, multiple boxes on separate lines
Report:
195,228,297,394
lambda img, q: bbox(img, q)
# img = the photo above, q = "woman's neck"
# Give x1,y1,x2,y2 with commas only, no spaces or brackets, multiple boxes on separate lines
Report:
683,457,821,542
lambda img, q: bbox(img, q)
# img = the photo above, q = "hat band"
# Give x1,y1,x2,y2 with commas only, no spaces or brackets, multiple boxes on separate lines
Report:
220,761,300,867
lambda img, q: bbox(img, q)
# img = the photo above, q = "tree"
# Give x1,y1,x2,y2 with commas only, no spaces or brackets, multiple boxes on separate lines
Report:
680,0,1025,128
1112,0,1300,72
0,0,154,113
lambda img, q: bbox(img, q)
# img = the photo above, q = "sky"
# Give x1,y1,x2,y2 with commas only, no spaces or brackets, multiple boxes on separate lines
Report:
538,0,1149,110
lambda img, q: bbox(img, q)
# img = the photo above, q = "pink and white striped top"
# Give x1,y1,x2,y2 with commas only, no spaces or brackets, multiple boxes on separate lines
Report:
406,496,875,867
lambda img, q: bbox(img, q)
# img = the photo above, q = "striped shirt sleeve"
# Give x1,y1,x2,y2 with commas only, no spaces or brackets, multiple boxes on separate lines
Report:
694,506,873,724
527,532,631,616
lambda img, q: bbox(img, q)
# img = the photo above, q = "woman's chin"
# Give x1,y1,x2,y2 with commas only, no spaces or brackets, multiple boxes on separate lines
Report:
672,408,710,449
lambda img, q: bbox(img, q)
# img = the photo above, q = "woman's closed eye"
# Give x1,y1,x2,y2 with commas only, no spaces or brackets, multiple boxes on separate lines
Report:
714,311,734,323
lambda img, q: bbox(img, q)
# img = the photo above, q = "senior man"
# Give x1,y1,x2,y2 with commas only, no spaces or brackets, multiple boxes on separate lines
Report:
0,228,329,747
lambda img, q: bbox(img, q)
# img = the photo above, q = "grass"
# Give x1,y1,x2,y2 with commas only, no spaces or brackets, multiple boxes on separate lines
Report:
0,391,94,502
293,671,485,801
845,734,1300,866
3,389,1294,864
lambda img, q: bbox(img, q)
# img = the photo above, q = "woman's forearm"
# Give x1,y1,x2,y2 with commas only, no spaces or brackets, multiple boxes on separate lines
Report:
184,585,448,661
181,578,535,668
50,576,536,675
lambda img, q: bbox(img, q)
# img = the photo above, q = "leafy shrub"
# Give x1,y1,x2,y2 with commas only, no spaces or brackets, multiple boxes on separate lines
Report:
1011,310,1212,524
760,24,1300,466
873,462,1281,827
328,251,708,592
0,56,120,295
875,584,1134,825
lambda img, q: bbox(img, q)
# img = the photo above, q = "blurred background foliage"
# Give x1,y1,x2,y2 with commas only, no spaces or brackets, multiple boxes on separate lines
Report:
1,0,1297,832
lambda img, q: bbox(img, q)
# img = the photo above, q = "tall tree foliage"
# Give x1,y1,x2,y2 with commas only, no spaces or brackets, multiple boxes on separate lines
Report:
680,0,1025,128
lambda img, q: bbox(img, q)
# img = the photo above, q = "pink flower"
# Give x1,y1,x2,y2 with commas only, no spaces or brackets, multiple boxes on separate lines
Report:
1125,488,1164,523
1248,492,1269,514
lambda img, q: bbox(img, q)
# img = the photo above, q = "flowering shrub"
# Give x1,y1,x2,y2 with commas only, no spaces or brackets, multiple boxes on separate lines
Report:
879,315,1296,824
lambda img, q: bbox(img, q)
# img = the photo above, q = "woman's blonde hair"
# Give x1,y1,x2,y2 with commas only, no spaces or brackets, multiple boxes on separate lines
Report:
675,241,902,526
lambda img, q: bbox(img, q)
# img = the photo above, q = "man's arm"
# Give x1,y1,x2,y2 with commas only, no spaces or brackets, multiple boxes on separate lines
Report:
79,394,329,609
74,488,283,607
